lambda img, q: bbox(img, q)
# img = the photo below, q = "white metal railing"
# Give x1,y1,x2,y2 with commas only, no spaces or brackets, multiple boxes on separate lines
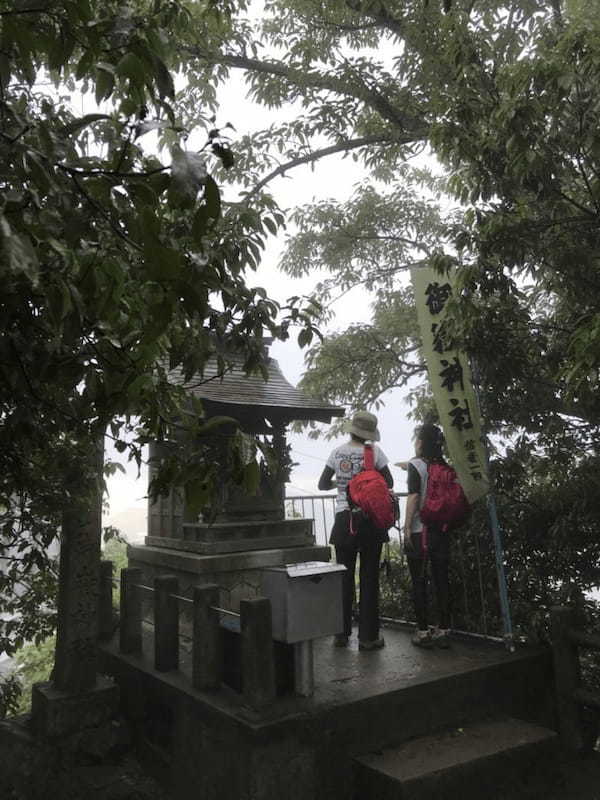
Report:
285,492,503,640
285,493,408,547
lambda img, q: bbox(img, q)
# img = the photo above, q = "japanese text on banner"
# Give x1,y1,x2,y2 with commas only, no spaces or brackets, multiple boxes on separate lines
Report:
410,267,489,504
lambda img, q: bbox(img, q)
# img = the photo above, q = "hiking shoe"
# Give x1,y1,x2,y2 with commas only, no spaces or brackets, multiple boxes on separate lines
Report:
432,628,451,648
358,637,385,651
411,629,434,648
334,634,349,648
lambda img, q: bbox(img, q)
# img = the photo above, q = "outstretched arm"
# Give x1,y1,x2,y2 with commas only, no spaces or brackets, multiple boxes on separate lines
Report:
318,465,335,491
379,464,394,488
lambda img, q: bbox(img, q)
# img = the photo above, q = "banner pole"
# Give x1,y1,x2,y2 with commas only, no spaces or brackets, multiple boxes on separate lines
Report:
486,492,514,651
470,360,514,651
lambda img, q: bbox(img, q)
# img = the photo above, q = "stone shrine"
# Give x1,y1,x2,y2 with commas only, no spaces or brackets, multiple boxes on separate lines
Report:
128,348,344,613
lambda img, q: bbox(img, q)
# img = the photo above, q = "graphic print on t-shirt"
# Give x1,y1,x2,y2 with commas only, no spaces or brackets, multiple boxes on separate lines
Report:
339,458,354,475
326,443,389,512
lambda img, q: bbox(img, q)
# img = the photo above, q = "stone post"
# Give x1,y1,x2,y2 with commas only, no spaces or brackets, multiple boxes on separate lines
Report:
192,584,221,690
154,575,179,672
240,597,275,709
32,435,120,741
52,437,103,693
120,567,142,655
551,605,584,752
97,560,114,640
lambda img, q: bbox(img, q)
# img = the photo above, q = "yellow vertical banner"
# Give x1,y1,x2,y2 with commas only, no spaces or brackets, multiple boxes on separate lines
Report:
411,267,489,504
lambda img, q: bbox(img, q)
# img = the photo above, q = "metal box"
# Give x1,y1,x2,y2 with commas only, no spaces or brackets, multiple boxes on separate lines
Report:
262,561,346,644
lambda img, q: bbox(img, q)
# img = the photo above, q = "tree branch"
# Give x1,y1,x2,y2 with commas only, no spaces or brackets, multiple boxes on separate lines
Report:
244,134,401,201
341,232,433,254
0,7,52,16
57,163,168,180
67,171,142,252
344,1,406,39
195,50,428,135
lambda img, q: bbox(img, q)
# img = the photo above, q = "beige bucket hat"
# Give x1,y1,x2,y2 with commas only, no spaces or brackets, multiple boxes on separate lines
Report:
345,410,380,442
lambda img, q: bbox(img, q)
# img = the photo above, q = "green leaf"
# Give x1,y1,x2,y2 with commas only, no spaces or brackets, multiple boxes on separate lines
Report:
47,281,72,323
0,54,11,88
264,217,278,235
144,242,180,279
297,328,313,348
75,49,94,80
196,415,238,435
202,175,221,225
95,67,115,104
242,460,260,495
184,478,212,515
116,53,147,88
140,206,161,240
152,55,175,99
62,114,112,136
192,205,209,242
24,152,53,194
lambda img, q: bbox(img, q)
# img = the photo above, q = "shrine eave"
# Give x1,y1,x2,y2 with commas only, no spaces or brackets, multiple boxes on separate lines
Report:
165,357,345,425
201,398,343,424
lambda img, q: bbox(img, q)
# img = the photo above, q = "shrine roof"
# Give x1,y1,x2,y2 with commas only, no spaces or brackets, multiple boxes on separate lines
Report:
166,355,344,423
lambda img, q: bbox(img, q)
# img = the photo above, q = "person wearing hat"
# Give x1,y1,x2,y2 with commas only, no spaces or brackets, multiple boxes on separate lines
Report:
318,410,393,650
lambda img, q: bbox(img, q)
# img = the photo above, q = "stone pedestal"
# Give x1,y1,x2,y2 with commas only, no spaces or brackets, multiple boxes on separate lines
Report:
147,517,315,555
31,675,120,740
128,539,331,626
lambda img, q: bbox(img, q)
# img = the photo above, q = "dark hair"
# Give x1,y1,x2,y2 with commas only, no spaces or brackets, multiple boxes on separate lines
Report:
415,423,445,462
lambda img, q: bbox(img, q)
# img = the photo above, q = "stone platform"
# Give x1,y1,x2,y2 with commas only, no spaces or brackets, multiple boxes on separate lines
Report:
99,623,557,800
128,541,331,616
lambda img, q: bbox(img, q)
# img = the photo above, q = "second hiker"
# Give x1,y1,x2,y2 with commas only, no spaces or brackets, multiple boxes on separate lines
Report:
402,423,462,649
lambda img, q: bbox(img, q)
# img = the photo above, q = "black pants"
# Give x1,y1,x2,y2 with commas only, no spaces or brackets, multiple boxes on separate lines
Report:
406,527,451,631
407,554,450,630
335,534,383,643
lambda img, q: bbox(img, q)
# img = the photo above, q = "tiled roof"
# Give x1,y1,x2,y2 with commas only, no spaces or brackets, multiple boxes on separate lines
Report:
166,355,344,423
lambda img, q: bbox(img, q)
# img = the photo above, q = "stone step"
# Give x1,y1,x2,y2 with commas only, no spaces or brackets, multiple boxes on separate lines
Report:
353,717,561,800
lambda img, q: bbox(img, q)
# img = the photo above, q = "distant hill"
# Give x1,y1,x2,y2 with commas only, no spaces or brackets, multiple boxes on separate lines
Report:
103,507,146,544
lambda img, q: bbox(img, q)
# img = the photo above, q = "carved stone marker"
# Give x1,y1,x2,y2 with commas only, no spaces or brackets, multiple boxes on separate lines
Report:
32,438,119,738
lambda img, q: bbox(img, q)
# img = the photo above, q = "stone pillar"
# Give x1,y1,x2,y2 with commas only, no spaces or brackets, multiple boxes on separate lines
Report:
551,605,584,752
120,567,142,655
98,560,114,641
32,434,119,741
53,437,103,692
192,584,221,690
154,574,179,671
240,597,275,709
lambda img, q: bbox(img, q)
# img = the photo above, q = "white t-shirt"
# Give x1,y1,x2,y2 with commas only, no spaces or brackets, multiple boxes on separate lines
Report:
407,457,428,533
326,441,389,513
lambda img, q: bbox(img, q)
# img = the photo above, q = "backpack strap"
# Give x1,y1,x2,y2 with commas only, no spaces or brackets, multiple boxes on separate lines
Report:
409,458,429,557
409,458,428,506
363,444,375,470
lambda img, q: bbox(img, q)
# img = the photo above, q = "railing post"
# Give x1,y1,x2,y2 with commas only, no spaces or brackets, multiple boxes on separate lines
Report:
551,605,584,752
240,597,276,709
98,560,114,640
192,584,221,690
119,567,142,655
154,575,179,672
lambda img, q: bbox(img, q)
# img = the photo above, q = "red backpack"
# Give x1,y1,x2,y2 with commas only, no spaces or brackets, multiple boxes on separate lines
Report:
420,462,470,532
347,445,396,533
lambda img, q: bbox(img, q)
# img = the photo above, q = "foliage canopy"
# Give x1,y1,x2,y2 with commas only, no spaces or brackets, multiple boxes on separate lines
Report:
0,0,321,709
